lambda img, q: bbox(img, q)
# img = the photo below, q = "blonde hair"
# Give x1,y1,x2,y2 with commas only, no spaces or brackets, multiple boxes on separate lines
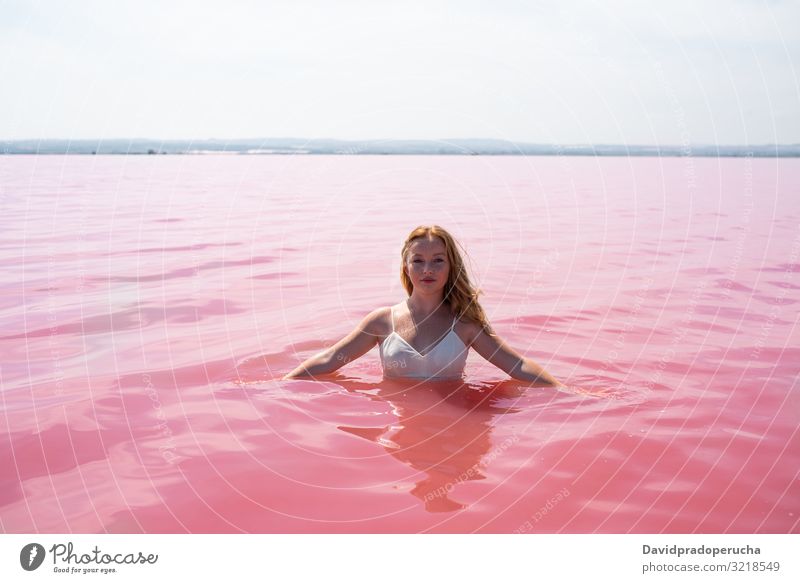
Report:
399,225,493,332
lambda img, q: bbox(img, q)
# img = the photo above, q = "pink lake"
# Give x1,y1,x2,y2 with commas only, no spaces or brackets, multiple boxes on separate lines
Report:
0,154,798,533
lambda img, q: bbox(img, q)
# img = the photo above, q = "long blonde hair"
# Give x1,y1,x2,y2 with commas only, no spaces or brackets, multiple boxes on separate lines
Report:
399,225,493,332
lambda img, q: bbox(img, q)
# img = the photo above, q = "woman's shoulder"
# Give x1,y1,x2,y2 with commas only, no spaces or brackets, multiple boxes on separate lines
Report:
453,315,486,346
360,305,395,335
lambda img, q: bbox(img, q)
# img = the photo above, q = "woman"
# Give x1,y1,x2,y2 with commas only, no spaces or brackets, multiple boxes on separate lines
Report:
283,225,562,386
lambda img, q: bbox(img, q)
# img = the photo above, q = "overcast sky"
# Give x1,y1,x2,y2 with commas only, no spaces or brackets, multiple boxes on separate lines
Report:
1,0,798,144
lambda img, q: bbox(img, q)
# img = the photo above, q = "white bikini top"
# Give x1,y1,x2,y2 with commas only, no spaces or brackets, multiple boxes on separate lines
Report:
379,305,468,379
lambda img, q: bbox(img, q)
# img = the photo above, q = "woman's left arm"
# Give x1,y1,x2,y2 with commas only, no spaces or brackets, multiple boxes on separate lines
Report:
469,326,563,387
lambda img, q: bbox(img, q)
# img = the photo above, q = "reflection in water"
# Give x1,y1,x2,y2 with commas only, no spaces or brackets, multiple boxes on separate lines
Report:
329,375,525,512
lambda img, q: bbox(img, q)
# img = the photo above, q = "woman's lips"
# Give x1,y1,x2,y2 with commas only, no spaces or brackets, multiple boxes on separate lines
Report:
421,278,435,282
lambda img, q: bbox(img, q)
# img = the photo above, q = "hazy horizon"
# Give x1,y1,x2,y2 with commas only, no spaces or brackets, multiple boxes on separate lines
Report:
3,137,799,146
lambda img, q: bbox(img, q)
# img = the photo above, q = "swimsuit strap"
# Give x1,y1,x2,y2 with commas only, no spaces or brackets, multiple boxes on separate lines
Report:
390,305,395,332
450,315,457,332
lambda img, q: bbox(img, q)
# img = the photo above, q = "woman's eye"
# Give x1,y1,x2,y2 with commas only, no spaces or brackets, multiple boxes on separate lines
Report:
413,259,422,263
435,258,444,262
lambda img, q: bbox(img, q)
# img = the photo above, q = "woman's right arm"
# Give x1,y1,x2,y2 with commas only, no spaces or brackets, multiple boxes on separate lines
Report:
281,308,387,380
468,323,563,387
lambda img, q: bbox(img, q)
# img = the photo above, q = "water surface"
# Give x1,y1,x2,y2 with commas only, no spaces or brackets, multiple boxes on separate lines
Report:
1,155,797,533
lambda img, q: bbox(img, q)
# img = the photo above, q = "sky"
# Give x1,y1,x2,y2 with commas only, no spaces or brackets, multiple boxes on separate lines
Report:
1,0,798,145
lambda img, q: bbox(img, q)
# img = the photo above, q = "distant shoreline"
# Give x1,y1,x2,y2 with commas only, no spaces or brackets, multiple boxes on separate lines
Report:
2,139,798,157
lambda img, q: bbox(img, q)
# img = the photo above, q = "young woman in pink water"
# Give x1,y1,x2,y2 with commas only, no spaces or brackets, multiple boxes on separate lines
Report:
283,225,561,385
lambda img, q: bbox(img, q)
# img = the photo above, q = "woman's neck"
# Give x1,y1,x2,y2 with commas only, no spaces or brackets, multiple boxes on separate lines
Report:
406,293,448,318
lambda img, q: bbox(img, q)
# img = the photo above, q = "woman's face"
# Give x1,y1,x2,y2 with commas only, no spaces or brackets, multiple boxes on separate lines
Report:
404,237,450,293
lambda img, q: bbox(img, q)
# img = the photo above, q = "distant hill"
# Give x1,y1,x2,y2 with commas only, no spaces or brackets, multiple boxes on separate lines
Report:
1,138,798,156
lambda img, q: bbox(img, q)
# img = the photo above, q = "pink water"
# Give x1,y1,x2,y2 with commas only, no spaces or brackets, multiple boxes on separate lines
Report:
1,155,798,533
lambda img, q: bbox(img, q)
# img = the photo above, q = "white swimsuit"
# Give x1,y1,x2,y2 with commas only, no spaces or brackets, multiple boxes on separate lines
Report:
379,305,468,379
